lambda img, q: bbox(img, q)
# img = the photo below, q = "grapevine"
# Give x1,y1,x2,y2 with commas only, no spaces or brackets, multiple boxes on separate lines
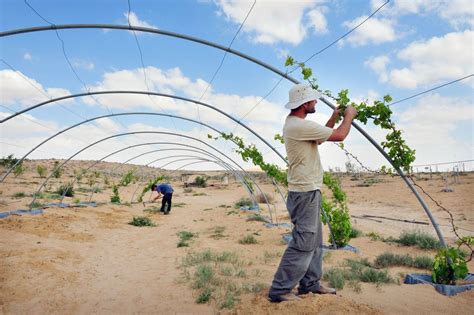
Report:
285,56,416,173
286,55,472,284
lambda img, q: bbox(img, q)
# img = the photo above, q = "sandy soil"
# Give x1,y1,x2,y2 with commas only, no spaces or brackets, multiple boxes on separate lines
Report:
1,160,473,314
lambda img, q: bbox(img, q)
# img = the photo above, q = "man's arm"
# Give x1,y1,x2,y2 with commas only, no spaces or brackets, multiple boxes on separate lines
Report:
325,108,340,128
326,106,357,142
152,191,162,202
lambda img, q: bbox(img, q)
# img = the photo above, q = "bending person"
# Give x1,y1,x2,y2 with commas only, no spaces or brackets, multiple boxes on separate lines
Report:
151,183,174,215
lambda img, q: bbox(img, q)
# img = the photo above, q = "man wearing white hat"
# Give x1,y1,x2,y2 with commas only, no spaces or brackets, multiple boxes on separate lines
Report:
268,83,357,303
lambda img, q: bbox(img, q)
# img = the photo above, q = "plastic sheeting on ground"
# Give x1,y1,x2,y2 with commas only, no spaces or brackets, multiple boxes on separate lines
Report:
0,208,44,219
265,222,291,229
404,273,474,296
43,202,70,208
240,205,260,211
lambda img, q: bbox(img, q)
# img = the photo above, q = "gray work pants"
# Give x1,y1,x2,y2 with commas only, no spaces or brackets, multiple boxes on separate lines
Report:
269,190,323,295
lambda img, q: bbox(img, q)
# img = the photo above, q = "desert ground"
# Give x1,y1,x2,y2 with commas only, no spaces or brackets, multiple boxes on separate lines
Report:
1,159,473,314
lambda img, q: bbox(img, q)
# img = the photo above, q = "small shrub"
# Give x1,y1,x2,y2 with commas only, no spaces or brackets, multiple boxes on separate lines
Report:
56,183,74,197
367,231,383,241
263,250,281,263
110,185,120,203
196,287,212,304
350,228,362,238
397,231,441,250
193,264,214,289
344,258,394,285
36,165,47,178
323,267,346,290
413,256,434,269
0,154,19,168
52,161,62,178
211,226,226,239
193,192,207,196
220,289,237,309
29,201,43,208
179,231,196,241
13,192,26,198
234,197,253,209
432,247,468,285
128,216,156,227
246,213,267,222
239,235,258,245
13,163,25,177
194,176,208,187
177,231,197,247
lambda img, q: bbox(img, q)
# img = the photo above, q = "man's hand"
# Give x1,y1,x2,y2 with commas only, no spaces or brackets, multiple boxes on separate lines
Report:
344,105,357,119
331,107,341,118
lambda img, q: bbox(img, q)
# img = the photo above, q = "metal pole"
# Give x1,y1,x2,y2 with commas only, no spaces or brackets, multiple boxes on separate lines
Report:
1,24,445,245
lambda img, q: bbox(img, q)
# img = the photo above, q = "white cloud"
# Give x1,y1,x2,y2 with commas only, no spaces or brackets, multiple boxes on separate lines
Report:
72,59,95,71
342,16,397,46
124,11,157,29
307,7,328,34
371,0,474,29
388,30,473,89
395,93,473,163
275,48,290,60
0,69,72,106
364,55,390,82
85,66,287,129
23,53,32,60
214,0,329,45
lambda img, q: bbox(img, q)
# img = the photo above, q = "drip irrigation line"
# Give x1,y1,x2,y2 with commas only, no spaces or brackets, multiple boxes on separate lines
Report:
197,0,256,139
126,0,177,131
388,74,474,106
232,0,390,132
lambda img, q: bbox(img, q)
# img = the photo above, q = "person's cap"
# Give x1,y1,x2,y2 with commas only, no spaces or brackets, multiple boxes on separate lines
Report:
284,83,322,110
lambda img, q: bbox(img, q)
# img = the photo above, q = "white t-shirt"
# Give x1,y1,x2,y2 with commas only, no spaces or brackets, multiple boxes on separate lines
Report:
283,115,333,192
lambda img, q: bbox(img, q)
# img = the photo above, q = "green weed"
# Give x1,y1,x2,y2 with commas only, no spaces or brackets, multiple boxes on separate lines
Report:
128,216,156,227
239,235,258,245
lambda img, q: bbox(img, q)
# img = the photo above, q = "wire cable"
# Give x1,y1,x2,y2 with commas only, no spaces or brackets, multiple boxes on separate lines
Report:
388,74,474,106
23,0,138,149
196,0,256,141
126,0,178,131
233,0,390,131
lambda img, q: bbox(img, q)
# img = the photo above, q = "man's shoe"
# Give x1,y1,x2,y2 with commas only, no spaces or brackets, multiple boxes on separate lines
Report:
164,211,170,215
298,285,336,295
268,293,302,303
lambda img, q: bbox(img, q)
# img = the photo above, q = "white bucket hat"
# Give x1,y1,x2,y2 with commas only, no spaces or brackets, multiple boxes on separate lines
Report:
285,83,322,110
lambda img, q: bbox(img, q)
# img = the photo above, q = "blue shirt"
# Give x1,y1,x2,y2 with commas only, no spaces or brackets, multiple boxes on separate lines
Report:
156,183,174,194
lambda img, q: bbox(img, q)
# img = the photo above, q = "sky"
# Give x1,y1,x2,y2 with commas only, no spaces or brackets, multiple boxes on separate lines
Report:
1,0,473,174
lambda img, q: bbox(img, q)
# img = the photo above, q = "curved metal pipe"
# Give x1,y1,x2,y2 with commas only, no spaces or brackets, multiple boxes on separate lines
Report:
32,131,274,221
1,111,250,182
131,155,258,206
143,156,265,209
1,24,444,245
